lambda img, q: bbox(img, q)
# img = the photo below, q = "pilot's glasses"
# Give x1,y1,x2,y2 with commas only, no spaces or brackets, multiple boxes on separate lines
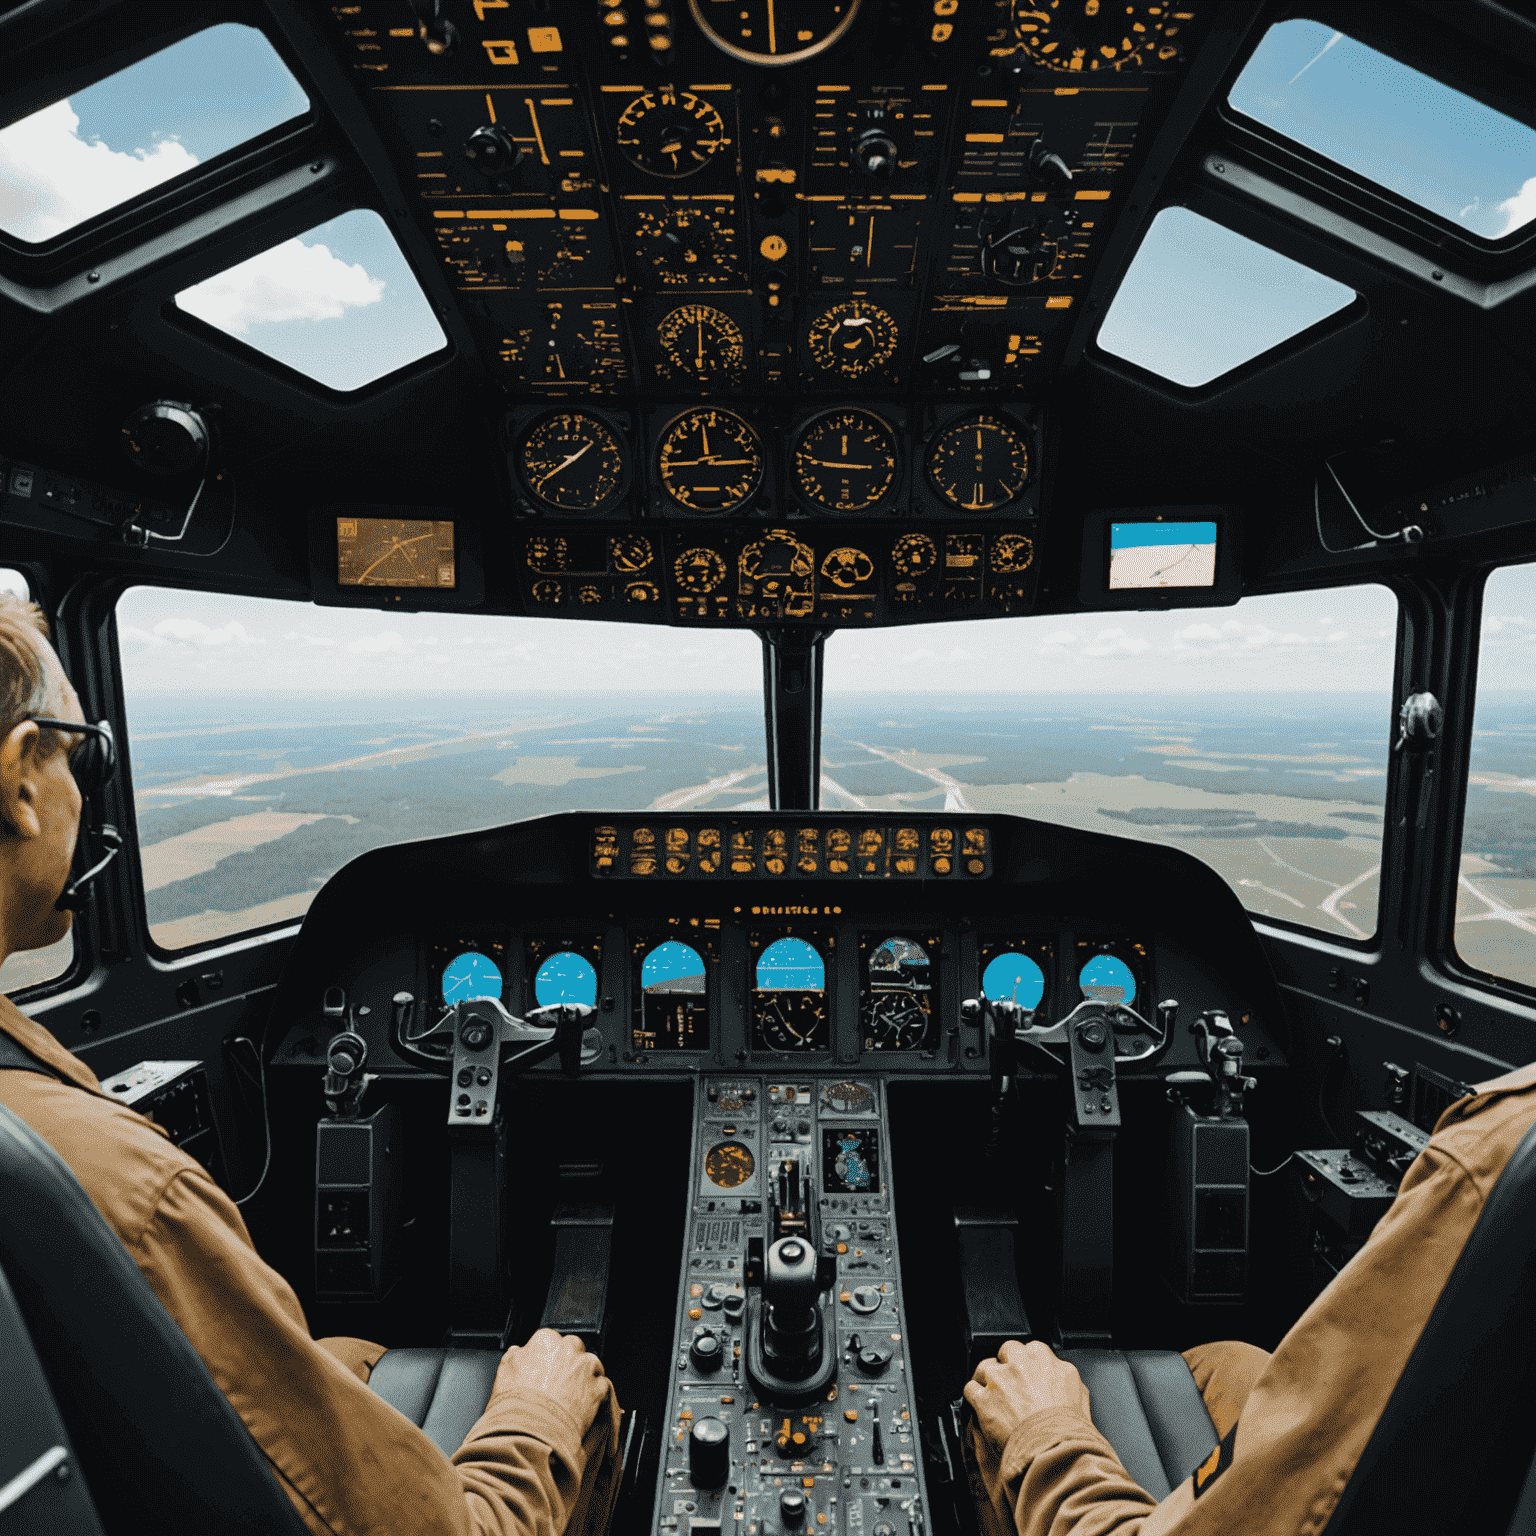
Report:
30,718,116,795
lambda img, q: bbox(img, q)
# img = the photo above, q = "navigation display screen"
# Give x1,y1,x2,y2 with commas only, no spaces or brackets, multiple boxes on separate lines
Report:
1108,521,1217,590
337,517,456,588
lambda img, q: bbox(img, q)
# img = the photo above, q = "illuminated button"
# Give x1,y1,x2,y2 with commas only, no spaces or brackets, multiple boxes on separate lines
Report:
966,858,985,875
689,1307,702,1319
760,234,788,261
691,1283,704,1297
844,1410,858,1422
837,1243,847,1254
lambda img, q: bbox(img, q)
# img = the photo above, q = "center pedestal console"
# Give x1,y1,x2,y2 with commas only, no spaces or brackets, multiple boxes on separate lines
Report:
653,1078,929,1536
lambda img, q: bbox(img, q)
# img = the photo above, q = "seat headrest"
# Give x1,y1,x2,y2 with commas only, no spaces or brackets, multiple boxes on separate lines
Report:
0,1103,309,1535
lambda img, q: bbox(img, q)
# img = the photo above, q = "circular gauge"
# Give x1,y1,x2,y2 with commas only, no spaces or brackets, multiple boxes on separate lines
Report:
807,301,899,377
688,0,862,66
610,534,654,572
442,950,502,1005
992,533,1035,573
637,208,740,285
518,412,627,513
624,581,661,604
658,304,745,380
657,408,764,512
792,409,898,512
892,532,938,577
821,1080,872,1114
864,991,929,1050
575,584,603,605
530,578,562,605
615,88,729,178
674,547,728,593
926,413,1032,511
755,993,828,1051
705,1141,756,1188
534,950,598,1008
526,534,570,574
820,547,875,589
642,940,706,991
1010,0,1189,72
983,952,1045,1009
1078,953,1136,1005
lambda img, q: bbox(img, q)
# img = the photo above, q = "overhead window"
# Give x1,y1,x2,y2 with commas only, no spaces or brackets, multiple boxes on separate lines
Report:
173,209,448,392
1230,20,1536,244
0,24,308,245
1456,562,1536,990
821,584,1399,942
114,587,763,953
1096,207,1356,388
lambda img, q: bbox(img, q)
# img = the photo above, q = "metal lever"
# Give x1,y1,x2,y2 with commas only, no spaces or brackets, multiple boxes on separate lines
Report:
1188,1011,1257,1117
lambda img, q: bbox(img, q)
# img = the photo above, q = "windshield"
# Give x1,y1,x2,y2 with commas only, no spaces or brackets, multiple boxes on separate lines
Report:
822,585,1398,940
116,588,763,951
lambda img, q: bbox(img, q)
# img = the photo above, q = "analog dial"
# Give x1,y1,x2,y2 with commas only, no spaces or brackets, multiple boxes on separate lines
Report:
636,207,742,285
688,0,862,66
863,990,931,1050
1010,0,1192,72
820,547,875,588
754,992,829,1051
992,533,1035,573
674,547,728,593
821,1080,872,1114
518,413,627,512
657,408,764,512
657,304,746,380
615,89,730,178
892,532,938,577
610,534,654,572
791,409,897,512
807,301,899,377
704,1141,756,1188
926,413,1032,511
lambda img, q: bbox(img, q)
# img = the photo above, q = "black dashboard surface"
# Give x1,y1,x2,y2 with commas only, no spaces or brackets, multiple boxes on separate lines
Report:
269,811,1289,1078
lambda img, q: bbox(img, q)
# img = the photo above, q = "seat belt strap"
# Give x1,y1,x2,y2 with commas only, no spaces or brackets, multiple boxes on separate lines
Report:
0,1029,63,1081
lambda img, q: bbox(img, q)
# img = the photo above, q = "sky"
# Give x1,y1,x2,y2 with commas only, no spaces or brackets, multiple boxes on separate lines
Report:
1228,19,1536,243
0,25,442,392
112,582,1407,699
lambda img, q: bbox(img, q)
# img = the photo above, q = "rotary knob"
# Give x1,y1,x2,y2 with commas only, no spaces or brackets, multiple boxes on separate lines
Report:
857,1346,893,1376
460,1021,493,1051
689,1332,724,1373
853,129,898,176
464,123,526,173
1075,1019,1108,1052
689,1416,730,1488
780,1490,807,1527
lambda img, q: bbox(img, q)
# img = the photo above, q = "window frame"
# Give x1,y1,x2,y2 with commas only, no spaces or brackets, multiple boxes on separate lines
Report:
1436,560,1536,1006
1214,4,1536,283
0,7,322,278
163,203,454,400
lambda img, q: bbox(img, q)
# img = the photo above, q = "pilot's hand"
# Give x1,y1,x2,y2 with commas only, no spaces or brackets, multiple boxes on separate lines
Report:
963,1340,1092,1448
496,1329,612,1437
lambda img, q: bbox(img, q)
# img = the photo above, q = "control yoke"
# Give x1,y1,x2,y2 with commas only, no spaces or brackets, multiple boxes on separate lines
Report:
390,993,592,1075
964,990,1176,1081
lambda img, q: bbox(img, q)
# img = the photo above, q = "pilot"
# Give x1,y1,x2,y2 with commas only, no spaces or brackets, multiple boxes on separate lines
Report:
0,594,622,1536
964,1060,1536,1536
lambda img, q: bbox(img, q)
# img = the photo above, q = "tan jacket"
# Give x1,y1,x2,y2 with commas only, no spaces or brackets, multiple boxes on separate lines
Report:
972,1060,1536,1536
0,996,620,1536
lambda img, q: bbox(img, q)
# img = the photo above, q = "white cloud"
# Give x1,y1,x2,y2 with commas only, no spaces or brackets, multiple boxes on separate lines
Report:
1485,614,1536,637
152,618,261,647
1497,177,1536,238
347,631,409,655
118,624,166,647
1041,630,1079,648
283,630,336,648
0,98,200,243
1083,628,1151,658
175,235,385,335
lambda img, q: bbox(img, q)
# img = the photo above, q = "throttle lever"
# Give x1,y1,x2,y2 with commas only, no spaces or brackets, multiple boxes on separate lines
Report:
527,1002,594,1076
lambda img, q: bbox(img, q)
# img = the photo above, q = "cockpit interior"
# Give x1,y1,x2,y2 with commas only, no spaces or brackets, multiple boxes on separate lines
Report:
6,0,1536,1531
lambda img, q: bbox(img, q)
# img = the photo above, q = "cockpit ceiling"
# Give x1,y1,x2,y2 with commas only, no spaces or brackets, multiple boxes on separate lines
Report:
3,0,1536,599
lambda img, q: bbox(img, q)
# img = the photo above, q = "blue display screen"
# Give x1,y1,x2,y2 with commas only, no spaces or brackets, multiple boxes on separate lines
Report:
982,953,1045,1008
441,950,502,1004
1078,954,1136,1004
642,940,706,991
534,950,599,1007
1108,521,1218,589
756,937,825,990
